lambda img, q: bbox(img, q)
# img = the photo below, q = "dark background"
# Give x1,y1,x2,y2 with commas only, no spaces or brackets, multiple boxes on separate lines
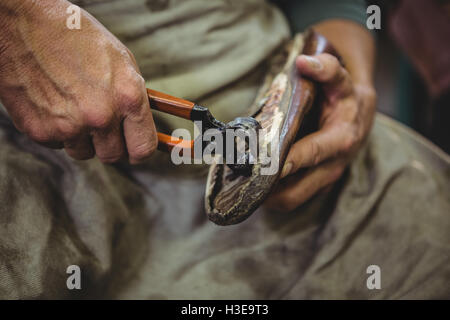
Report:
372,0,449,153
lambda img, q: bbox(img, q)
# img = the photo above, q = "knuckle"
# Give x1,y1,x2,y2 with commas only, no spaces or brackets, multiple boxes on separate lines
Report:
12,116,29,133
55,120,79,140
116,77,145,114
85,109,115,130
334,66,349,84
322,55,340,75
26,125,52,143
327,55,341,69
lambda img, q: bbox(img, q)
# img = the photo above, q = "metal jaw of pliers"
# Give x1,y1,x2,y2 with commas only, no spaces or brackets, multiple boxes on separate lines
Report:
147,89,260,173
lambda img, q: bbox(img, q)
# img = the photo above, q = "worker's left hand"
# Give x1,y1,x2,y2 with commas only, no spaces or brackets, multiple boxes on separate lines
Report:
265,53,376,212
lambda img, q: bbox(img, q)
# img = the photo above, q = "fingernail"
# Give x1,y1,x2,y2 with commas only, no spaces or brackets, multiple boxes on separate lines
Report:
303,56,322,70
281,162,292,178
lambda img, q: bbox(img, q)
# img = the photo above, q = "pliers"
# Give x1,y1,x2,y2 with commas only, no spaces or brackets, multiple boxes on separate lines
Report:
146,89,260,172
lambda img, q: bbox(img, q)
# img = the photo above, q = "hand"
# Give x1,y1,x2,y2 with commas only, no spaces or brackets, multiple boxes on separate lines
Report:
0,0,157,164
265,53,376,212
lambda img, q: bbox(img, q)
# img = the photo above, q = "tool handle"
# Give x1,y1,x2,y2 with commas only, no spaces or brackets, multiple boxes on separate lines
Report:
147,89,195,120
147,89,197,156
156,132,194,156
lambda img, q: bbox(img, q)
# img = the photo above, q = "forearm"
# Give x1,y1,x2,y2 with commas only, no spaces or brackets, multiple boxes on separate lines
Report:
313,19,375,88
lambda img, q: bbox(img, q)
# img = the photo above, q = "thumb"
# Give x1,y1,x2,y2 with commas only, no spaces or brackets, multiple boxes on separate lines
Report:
296,53,353,102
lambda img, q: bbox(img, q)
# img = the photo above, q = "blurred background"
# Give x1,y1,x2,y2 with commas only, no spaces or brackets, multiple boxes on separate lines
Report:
371,0,449,153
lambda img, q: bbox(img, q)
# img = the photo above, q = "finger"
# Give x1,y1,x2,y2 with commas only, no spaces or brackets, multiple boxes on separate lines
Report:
119,80,157,164
64,135,95,160
114,68,157,164
280,124,354,178
296,54,353,101
266,160,345,212
123,105,157,164
92,120,126,164
18,116,64,149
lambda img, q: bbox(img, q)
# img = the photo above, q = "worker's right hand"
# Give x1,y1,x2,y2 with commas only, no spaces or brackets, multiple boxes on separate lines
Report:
0,0,157,164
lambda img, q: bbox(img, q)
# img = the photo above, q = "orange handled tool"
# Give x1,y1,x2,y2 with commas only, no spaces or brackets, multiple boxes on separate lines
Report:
147,88,261,173
147,89,226,157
